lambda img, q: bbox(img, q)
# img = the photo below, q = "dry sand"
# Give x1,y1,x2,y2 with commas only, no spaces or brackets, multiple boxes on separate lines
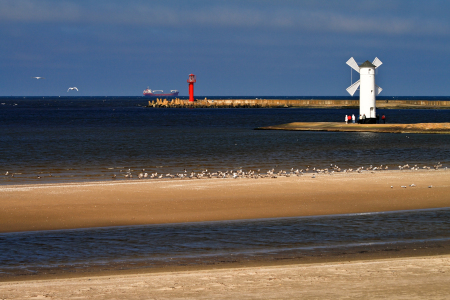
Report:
1,255,449,299
1,169,449,233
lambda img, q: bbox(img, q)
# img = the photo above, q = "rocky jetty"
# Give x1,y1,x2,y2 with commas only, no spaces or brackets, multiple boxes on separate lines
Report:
147,99,450,109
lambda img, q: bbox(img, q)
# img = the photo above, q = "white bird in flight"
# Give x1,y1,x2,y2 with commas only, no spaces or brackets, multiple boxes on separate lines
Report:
67,87,79,92
32,77,45,79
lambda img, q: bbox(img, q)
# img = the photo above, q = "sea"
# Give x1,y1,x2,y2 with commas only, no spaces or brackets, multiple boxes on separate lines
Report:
1,96,450,278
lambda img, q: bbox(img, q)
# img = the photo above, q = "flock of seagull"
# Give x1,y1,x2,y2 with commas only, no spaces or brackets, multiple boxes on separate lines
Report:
32,76,78,92
3,163,446,189
105,162,446,187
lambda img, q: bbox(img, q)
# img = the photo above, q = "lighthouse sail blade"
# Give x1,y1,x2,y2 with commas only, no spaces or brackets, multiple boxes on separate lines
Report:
346,79,360,96
346,57,360,73
375,85,383,95
372,57,383,69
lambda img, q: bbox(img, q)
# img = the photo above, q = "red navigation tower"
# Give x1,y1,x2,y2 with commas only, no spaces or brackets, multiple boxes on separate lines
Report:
187,74,196,102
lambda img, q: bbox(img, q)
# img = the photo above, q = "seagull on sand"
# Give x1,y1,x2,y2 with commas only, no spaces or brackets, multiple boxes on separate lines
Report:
32,77,45,79
67,87,78,92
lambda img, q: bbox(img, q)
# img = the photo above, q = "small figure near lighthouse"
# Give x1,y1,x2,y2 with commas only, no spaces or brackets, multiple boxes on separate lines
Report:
346,57,383,124
187,74,196,102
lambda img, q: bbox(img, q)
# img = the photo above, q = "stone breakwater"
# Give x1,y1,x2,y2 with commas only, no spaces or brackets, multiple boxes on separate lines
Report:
147,99,450,109
257,122,450,134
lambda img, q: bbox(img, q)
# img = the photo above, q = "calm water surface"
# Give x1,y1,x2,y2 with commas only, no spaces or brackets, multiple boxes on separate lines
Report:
1,97,449,184
1,208,450,276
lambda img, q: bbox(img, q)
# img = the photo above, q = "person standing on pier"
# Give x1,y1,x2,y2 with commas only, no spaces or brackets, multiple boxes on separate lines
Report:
345,115,348,124
352,114,355,124
382,115,386,123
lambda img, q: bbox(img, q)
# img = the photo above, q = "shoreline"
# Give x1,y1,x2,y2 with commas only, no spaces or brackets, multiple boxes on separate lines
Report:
2,254,450,298
1,169,449,233
2,234,449,283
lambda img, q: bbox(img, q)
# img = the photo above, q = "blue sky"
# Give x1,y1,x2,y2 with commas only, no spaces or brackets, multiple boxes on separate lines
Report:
1,0,449,96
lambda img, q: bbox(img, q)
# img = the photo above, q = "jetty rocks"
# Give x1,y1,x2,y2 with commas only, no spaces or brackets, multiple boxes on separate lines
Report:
148,98,277,108
147,99,450,109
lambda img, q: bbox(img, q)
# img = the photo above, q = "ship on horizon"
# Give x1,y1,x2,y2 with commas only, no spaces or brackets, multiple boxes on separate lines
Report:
143,87,179,97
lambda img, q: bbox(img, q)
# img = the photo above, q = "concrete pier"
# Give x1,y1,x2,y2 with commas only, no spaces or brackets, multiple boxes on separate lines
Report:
256,122,450,134
148,99,450,109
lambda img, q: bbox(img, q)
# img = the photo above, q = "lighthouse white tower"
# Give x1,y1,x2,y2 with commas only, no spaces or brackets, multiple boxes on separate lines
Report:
346,57,383,124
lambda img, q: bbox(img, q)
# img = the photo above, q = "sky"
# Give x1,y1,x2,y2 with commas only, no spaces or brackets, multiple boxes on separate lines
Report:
1,0,450,97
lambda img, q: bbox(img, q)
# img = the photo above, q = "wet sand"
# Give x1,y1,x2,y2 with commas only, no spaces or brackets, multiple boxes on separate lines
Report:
1,169,449,233
1,255,449,299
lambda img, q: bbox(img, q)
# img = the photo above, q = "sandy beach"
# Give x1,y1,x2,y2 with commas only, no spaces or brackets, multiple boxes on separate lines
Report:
1,169,449,233
1,255,449,299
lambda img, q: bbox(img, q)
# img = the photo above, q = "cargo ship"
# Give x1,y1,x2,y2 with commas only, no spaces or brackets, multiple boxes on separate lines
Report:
143,87,179,97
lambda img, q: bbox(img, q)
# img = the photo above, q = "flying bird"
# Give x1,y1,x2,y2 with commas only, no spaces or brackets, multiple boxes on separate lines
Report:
67,87,78,92
32,77,45,79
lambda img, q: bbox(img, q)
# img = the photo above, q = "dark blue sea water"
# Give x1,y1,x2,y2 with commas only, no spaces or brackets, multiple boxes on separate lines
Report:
1,96,450,278
1,96,450,184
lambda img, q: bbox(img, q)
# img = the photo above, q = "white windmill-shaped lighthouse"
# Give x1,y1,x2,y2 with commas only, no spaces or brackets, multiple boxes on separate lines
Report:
346,57,383,124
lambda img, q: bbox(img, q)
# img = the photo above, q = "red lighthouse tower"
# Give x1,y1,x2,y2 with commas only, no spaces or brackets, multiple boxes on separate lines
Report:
187,74,196,102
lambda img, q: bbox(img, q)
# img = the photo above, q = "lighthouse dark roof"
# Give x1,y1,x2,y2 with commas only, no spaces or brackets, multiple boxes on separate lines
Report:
359,60,376,68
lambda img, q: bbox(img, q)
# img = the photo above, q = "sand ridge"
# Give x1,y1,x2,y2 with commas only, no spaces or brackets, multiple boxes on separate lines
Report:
1,169,449,233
